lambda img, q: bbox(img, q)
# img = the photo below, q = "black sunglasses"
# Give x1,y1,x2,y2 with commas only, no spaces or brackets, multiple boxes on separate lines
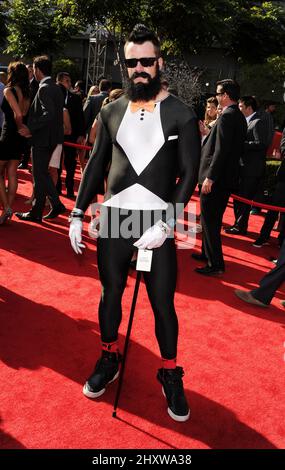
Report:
216,92,225,96
124,57,158,68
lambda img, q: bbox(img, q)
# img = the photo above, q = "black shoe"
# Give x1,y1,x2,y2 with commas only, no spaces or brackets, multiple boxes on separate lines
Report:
224,226,247,235
195,265,224,276
157,367,190,422
191,252,207,261
14,211,42,223
83,351,121,398
253,238,269,248
43,204,66,220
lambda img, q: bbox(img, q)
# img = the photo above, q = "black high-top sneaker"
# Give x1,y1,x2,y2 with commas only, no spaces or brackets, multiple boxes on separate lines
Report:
157,367,190,422
83,351,121,398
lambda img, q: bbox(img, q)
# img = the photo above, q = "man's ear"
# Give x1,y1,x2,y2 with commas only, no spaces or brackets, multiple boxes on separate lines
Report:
158,57,164,71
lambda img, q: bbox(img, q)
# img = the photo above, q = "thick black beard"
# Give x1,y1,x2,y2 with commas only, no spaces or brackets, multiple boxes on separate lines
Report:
126,67,162,102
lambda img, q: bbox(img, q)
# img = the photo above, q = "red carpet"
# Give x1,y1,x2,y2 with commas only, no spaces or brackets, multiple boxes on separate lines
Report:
0,166,285,449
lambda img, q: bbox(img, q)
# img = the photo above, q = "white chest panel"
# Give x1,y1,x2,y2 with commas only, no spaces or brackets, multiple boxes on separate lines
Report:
116,102,165,176
103,183,168,210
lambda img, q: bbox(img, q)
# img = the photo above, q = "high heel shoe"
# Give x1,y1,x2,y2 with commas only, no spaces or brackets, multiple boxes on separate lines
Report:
0,207,13,225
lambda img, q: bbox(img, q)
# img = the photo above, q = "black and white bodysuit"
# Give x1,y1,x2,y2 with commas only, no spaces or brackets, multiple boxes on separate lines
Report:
76,94,200,359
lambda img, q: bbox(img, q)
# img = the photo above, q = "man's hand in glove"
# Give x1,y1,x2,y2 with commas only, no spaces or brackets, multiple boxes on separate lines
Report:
133,220,170,250
88,217,100,239
69,217,86,254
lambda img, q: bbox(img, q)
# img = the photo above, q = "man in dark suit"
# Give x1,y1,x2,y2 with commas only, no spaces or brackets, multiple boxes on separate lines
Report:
194,79,247,276
15,55,66,222
235,237,285,307
83,79,111,137
225,96,267,234
56,72,85,199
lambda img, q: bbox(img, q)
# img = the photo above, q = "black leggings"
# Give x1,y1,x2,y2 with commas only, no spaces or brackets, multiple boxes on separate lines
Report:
97,232,178,360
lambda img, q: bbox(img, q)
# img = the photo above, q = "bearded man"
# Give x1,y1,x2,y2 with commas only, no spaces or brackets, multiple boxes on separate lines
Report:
69,24,200,422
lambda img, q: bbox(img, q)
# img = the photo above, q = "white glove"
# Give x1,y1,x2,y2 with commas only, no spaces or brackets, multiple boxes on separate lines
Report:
69,218,86,254
88,217,100,239
133,220,170,250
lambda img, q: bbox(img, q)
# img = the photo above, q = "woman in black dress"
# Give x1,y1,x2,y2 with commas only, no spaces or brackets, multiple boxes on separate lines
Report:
0,62,30,224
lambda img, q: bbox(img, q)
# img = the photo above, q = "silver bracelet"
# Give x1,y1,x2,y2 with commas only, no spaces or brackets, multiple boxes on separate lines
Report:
69,208,84,222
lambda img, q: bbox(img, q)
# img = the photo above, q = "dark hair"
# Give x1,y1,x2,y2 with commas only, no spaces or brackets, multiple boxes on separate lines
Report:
125,24,161,56
74,80,84,89
33,55,52,76
7,61,30,99
99,79,112,92
56,72,71,82
216,79,240,102
239,96,258,112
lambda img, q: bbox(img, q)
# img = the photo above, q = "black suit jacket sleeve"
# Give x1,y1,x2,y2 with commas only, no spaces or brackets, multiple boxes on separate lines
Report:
28,85,56,132
69,93,85,138
206,111,236,181
245,118,267,151
75,115,112,212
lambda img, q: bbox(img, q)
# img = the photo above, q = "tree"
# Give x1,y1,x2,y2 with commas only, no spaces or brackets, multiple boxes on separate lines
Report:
224,1,285,63
163,61,203,107
239,54,285,100
5,0,82,57
0,0,8,47
52,58,81,83
72,0,285,63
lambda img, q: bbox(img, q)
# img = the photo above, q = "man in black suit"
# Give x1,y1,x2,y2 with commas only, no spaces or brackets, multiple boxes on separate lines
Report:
194,79,247,276
225,96,267,234
235,238,285,307
15,56,66,222
56,72,85,199
83,79,112,137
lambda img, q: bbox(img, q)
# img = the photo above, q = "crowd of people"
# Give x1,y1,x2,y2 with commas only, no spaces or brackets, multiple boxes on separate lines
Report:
1,24,285,423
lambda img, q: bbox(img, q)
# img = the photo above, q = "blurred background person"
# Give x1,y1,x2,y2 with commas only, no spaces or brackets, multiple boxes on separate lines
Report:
0,62,30,224
0,71,7,85
73,80,86,102
56,72,85,199
198,96,218,140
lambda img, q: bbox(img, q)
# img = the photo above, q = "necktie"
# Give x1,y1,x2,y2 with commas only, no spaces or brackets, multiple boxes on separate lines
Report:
130,100,156,113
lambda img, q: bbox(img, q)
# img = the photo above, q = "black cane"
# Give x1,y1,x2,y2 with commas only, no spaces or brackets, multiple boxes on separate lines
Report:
112,270,142,418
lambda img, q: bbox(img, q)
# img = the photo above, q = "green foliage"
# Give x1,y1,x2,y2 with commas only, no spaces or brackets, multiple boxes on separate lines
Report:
0,1,8,47
3,0,285,70
225,1,285,63
5,0,81,57
238,56,285,102
52,58,81,83
71,0,285,62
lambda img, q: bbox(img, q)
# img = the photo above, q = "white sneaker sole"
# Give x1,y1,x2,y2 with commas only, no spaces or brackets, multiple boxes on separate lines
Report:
253,242,269,248
162,386,190,422
83,370,119,398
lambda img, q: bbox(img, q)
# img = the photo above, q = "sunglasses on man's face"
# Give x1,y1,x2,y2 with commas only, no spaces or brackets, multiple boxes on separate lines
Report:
124,57,158,68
